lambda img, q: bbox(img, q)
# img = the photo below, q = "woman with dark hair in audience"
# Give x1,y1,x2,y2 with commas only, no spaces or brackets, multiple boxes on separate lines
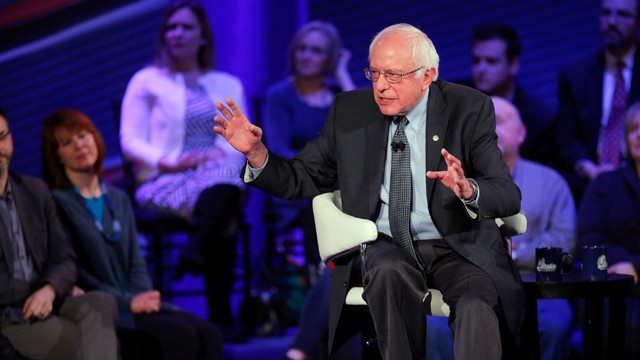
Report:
578,101,640,359
41,108,223,360
119,0,247,340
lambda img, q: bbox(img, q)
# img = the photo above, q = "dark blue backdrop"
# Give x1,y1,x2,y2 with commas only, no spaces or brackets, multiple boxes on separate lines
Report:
0,0,602,284
0,0,601,177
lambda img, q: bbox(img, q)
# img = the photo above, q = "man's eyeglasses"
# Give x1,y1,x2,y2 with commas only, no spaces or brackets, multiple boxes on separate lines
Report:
0,130,10,141
363,67,424,83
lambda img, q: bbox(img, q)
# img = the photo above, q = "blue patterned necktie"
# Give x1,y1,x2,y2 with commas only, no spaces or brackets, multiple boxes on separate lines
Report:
389,116,426,274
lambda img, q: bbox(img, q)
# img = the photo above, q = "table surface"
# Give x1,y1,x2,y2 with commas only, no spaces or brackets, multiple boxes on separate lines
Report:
520,272,634,298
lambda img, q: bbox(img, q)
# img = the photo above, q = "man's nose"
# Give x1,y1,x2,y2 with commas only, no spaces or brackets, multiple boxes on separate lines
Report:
475,61,488,72
374,76,389,91
605,15,617,25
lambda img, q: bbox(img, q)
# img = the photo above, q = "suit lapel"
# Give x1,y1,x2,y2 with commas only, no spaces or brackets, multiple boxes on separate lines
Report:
0,205,13,271
425,82,448,197
11,176,41,273
590,55,606,120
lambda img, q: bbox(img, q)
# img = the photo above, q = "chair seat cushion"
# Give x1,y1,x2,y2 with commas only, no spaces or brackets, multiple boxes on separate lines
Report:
344,286,450,317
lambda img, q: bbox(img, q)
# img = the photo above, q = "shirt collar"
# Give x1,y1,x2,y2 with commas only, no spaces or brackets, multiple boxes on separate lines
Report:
403,88,430,132
605,43,636,69
0,179,13,201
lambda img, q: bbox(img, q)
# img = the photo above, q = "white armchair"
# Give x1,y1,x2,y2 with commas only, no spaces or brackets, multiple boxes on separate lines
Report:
312,190,527,317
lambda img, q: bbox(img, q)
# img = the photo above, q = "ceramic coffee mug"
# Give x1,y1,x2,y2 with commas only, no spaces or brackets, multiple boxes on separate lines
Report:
581,245,608,281
536,247,573,282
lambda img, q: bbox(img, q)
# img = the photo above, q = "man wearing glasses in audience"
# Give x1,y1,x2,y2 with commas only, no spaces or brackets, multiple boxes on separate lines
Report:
0,109,119,360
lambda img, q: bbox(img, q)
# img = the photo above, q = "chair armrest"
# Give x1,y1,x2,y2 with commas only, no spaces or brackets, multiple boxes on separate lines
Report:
313,191,378,263
495,213,527,238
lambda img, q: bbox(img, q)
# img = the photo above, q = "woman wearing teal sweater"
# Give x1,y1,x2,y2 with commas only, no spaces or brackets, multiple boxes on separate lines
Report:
41,109,222,360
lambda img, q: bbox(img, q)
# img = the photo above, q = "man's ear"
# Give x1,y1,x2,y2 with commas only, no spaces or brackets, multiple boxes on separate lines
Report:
516,124,527,146
509,56,521,77
422,68,437,89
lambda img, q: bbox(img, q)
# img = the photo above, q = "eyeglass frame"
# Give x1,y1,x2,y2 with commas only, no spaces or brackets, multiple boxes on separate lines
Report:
362,66,425,84
363,66,425,83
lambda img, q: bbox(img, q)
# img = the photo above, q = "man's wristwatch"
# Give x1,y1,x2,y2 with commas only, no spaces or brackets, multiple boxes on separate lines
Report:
464,178,479,203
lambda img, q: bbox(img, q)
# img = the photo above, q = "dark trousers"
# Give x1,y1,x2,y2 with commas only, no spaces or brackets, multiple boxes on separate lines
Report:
2,291,118,360
290,268,362,360
188,184,242,326
361,237,501,360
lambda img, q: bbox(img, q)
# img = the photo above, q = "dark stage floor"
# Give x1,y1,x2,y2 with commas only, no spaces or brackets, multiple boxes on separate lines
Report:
222,329,295,360
166,270,295,360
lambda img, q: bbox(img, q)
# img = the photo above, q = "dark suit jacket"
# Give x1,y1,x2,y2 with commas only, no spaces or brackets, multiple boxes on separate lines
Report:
578,162,640,294
249,80,523,354
454,78,557,166
557,45,640,170
512,86,558,166
0,173,76,310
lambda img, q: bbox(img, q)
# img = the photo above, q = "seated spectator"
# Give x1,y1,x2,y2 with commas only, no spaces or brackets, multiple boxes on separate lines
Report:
119,0,246,340
427,97,576,360
41,108,223,360
259,20,357,360
0,108,119,360
578,101,640,359
459,23,557,167
261,20,355,285
556,0,640,204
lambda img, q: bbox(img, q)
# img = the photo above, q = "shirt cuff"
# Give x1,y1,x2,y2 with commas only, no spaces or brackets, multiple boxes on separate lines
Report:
243,154,269,182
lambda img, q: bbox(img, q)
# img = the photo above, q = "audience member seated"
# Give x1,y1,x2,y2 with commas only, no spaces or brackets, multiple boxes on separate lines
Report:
577,101,640,359
456,23,557,167
427,97,576,360
259,20,357,360
556,0,640,203
119,0,247,341
0,108,119,360
261,20,355,277
41,108,223,360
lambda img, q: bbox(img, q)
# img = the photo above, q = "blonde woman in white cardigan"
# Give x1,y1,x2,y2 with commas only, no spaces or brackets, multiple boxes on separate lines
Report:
120,0,246,342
